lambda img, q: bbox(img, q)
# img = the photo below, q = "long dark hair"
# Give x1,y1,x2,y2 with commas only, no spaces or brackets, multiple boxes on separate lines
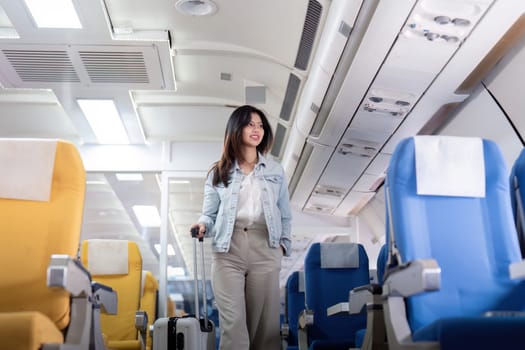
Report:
211,105,273,187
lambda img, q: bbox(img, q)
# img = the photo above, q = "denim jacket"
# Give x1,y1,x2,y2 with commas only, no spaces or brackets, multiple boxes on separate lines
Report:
198,153,292,256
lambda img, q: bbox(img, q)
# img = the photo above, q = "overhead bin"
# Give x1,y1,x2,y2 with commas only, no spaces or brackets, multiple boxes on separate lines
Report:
282,0,367,176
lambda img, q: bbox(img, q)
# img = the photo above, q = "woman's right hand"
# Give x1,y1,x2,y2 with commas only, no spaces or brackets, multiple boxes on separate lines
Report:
190,223,206,239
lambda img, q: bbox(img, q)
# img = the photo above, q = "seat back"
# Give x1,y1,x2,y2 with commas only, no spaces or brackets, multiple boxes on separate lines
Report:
285,270,305,347
140,271,159,350
167,296,177,317
376,244,388,285
81,239,143,344
304,242,370,346
510,148,525,257
386,136,523,334
0,139,85,330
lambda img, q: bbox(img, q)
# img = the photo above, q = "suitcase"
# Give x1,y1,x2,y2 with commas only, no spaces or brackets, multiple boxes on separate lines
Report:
153,230,216,350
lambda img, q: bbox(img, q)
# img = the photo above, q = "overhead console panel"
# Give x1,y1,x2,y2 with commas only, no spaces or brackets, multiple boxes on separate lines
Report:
287,0,499,216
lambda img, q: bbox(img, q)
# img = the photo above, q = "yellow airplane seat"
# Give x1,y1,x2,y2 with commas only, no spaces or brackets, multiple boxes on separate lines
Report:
81,239,147,350
0,138,111,350
167,296,177,317
140,271,159,350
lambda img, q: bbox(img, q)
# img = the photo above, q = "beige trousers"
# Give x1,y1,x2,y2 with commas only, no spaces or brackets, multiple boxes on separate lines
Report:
211,226,282,350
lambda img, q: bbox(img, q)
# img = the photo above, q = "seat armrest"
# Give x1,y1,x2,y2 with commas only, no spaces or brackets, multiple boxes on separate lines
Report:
135,310,148,331
327,302,349,316
46,254,109,350
383,259,440,297
348,284,383,315
93,282,117,315
327,284,383,316
47,254,92,296
136,310,148,350
280,322,289,338
298,309,314,350
298,309,314,329
509,259,525,280
355,284,383,295
280,323,289,350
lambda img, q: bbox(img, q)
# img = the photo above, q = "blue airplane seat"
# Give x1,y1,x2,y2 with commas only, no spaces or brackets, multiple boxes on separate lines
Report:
299,242,370,350
376,244,388,285
383,136,525,350
510,148,525,257
354,328,367,349
282,270,305,350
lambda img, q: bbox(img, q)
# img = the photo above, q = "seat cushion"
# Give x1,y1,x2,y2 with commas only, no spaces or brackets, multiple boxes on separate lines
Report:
108,339,142,350
0,311,63,350
413,316,525,350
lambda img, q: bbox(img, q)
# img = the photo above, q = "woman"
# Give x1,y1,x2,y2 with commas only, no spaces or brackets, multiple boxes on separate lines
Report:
190,105,292,350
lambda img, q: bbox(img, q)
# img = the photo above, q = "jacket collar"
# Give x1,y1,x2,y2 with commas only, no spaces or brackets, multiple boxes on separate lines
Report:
233,152,267,171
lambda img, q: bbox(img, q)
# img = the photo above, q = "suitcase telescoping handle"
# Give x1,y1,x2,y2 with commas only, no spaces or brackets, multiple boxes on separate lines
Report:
190,227,209,329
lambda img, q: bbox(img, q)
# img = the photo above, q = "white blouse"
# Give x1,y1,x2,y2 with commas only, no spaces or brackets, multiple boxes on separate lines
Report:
236,171,265,227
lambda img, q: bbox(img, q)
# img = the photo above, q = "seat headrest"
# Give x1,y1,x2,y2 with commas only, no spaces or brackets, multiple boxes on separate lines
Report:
320,242,360,269
414,136,485,197
87,239,129,275
0,138,57,201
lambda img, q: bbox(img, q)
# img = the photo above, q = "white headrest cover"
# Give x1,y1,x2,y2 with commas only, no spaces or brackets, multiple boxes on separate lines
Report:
414,136,485,197
320,242,360,268
88,239,129,275
0,138,57,201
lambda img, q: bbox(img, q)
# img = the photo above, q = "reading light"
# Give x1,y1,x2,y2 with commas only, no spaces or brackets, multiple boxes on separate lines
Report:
452,18,471,27
132,205,161,227
24,0,82,28
434,16,451,25
77,99,130,144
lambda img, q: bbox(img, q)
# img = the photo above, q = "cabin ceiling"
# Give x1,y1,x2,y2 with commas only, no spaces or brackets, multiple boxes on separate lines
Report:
0,0,331,284
0,0,524,288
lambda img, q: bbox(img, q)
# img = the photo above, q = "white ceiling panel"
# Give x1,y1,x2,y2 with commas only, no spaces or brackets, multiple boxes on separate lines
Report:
104,0,313,67
138,105,232,141
0,101,79,141
366,153,391,176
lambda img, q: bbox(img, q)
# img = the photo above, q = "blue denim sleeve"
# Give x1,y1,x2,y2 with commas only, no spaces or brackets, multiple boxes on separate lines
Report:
278,167,292,256
198,172,219,237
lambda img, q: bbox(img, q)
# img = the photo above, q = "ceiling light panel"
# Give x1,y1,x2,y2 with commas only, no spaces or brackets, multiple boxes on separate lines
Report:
155,243,176,256
116,173,144,181
24,0,82,29
77,99,130,144
132,205,161,228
